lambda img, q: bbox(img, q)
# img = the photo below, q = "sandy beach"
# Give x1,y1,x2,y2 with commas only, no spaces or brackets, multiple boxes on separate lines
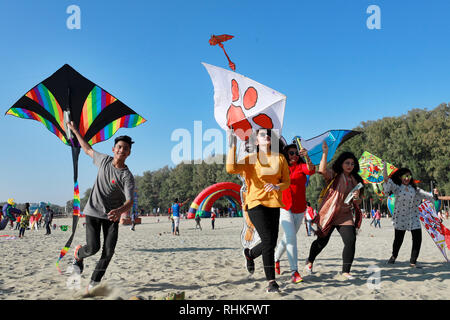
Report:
1,216,449,300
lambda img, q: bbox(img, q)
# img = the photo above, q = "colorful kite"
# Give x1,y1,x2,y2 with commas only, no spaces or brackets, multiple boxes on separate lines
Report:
5,64,146,272
387,194,395,216
293,130,361,165
418,200,450,262
209,34,236,71
358,151,398,183
202,62,286,141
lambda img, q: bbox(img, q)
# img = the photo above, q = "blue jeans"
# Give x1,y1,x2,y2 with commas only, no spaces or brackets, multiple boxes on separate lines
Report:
274,209,305,272
306,220,316,236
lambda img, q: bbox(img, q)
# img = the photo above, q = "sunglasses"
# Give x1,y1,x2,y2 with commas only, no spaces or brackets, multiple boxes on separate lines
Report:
257,130,271,138
288,151,299,156
401,174,412,179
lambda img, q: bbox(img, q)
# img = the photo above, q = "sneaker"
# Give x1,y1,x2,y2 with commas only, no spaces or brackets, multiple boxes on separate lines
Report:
266,281,281,293
243,248,255,274
304,262,313,275
341,273,355,280
275,261,281,275
74,245,82,261
387,256,396,264
72,245,84,274
291,271,303,283
72,258,84,274
86,280,100,293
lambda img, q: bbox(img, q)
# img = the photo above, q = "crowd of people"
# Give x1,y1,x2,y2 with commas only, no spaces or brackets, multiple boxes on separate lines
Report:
225,128,443,293
2,126,447,296
1,200,56,237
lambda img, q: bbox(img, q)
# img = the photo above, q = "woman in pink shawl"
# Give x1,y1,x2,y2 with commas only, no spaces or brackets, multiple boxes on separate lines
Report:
304,142,364,280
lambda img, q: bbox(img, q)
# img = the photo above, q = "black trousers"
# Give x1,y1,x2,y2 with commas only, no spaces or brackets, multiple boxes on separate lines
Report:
78,215,119,282
247,205,280,281
308,225,356,273
392,228,422,264
45,221,52,234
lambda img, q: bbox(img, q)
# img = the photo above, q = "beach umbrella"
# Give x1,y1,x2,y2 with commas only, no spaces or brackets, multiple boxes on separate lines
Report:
5,64,147,272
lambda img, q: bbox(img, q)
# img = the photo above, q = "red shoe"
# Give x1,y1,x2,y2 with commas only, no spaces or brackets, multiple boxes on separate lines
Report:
275,261,281,275
74,245,82,261
291,271,303,283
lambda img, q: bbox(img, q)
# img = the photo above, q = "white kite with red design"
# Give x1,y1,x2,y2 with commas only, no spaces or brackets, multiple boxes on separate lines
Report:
202,62,286,141
418,200,450,262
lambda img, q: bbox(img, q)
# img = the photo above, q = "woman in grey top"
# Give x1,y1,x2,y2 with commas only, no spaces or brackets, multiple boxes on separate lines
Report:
382,163,439,267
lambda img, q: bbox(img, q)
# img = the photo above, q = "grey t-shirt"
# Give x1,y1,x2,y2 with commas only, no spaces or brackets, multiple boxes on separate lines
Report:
83,151,135,220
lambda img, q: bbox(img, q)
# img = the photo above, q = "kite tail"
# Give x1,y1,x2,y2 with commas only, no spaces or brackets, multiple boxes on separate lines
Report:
56,182,80,274
218,43,235,71
73,181,81,216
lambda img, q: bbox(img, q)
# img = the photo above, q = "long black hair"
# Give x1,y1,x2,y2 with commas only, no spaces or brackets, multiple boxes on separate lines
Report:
282,143,305,165
390,168,417,189
331,151,364,184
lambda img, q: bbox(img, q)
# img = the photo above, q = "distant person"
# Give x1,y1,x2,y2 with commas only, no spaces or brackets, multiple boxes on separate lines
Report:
130,209,139,231
305,203,317,237
195,213,202,230
370,208,376,226
19,203,31,238
211,211,216,230
374,209,381,228
44,205,54,235
171,198,190,236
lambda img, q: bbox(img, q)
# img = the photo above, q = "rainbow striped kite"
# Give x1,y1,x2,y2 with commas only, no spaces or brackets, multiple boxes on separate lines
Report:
5,64,147,273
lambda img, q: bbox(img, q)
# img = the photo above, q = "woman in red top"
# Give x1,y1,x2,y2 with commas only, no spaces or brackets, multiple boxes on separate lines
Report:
274,143,315,283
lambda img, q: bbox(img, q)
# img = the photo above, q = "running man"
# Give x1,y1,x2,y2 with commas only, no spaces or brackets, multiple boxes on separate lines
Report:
67,121,135,292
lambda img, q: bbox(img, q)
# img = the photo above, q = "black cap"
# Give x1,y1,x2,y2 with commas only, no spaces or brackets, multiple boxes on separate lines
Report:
114,135,134,147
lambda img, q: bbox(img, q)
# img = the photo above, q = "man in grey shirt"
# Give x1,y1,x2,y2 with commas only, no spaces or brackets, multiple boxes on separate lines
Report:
67,121,135,291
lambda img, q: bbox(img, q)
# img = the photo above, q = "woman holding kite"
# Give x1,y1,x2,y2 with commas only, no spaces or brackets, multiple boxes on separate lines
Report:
274,143,316,284
382,164,439,267
305,142,364,280
226,128,290,293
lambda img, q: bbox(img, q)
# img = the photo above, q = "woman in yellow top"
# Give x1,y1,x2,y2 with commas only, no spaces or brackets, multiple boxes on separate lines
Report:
226,128,290,293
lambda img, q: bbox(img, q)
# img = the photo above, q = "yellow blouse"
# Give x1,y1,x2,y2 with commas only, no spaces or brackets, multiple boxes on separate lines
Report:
226,146,290,210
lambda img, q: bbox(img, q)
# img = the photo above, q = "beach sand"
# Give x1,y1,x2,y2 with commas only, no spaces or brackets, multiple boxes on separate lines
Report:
1,216,449,300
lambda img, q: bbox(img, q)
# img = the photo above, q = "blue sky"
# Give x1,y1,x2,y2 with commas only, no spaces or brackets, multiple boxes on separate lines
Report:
1,0,449,205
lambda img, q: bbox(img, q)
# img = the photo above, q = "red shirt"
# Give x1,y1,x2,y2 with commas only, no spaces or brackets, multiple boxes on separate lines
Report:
282,163,316,213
